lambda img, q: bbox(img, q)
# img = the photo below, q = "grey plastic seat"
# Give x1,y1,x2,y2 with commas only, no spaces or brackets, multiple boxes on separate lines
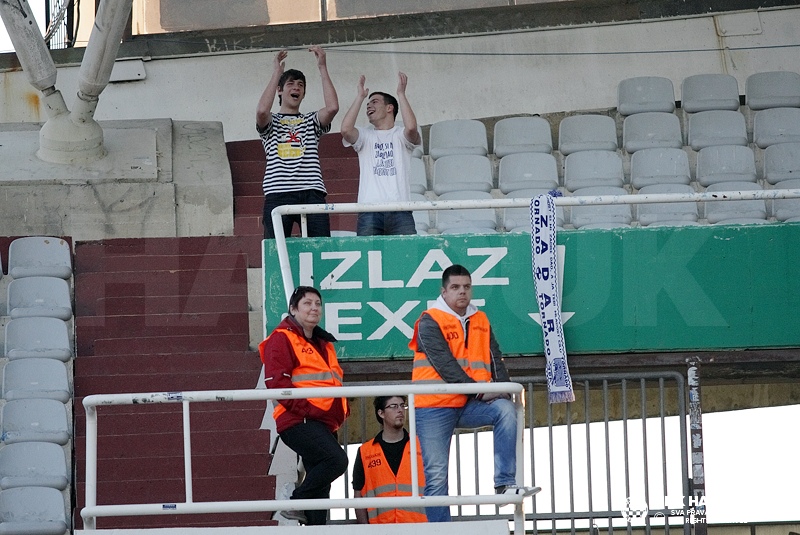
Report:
429,119,488,159
753,108,800,149
5,318,71,362
570,186,632,229
695,145,757,187
630,148,691,189
0,443,68,490
622,112,683,153
498,152,559,194
6,277,72,321
409,157,428,194
1,399,70,445
503,189,565,232
772,179,800,222
681,74,741,113
409,193,430,234
704,182,767,224
618,76,676,115
564,150,624,192
3,359,71,403
432,155,493,195
493,117,553,157
0,486,68,535
7,238,72,280
637,184,698,226
558,115,618,155
745,71,800,110
435,191,497,234
763,142,800,185
687,110,748,150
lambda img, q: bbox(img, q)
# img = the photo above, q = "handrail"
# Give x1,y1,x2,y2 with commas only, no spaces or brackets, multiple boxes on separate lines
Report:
82,382,528,533
272,188,800,303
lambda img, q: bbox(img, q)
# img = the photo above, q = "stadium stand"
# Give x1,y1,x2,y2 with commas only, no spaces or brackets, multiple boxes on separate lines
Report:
503,189,565,232
687,110,748,150
558,114,618,155
493,116,553,157
563,150,625,192
432,154,493,195
681,73,741,113
622,111,683,153
753,107,800,148
6,277,72,321
409,157,428,194
0,442,69,491
745,71,800,110
434,191,498,234
570,186,633,229
4,318,71,362
2,359,71,403
704,182,768,224
7,238,72,280
617,76,676,115
1,399,70,445
763,142,800,184
429,119,488,159
629,147,691,189
772,179,800,222
498,152,559,194
0,486,69,535
636,184,699,226
695,145,757,187
410,193,431,234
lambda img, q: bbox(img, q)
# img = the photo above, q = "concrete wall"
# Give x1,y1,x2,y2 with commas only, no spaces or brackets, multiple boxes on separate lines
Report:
2,7,800,142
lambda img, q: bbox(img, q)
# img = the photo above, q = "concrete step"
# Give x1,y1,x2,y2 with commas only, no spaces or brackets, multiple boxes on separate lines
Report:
74,351,261,375
75,252,248,275
76,310,249,338
81,332,250,356
226,139,265,162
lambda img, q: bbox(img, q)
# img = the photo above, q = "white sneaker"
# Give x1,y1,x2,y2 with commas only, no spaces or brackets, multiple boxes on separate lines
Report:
275,483,306,524
496,485,542,498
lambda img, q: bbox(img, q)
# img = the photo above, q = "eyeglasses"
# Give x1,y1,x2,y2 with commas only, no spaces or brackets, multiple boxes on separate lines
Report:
383,403,408,411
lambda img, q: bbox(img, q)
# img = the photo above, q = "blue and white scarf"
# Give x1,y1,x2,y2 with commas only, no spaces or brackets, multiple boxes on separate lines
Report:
530,193,574,403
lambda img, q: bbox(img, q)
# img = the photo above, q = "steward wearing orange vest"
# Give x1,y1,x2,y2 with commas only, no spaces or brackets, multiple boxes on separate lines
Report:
260,286,350,526
353,396,427,523
408,265,540,523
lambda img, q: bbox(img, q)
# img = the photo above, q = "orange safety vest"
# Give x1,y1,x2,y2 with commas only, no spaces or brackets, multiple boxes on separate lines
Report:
409,308,493,408
360,437,427,524
269,328,348,428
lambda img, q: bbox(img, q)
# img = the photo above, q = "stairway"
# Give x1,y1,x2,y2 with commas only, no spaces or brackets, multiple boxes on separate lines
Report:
72,237,274,529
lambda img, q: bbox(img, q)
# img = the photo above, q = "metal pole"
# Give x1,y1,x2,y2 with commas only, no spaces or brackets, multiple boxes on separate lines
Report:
183,400,194,504
409,393,419,497
271,208,295,305
687,360,707,535
84,403,98,530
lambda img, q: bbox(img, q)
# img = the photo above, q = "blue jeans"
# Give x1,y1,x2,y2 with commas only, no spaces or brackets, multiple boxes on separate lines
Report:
356,211,417,236
263,189,331,239
415,398,518,522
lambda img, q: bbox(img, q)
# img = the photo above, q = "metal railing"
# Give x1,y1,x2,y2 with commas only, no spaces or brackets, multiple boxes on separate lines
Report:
82,382,529,532
270,188,800,303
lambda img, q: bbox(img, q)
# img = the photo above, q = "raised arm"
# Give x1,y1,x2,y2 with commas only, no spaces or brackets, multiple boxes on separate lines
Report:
397,72,421,145
341,75,368,145
256,49,287,130
310,46,339,127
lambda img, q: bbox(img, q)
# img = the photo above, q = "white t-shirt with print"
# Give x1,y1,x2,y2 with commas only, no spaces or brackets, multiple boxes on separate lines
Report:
343,125,419,204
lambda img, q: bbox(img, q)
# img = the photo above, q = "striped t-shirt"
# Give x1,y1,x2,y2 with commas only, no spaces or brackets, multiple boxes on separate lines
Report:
258,111,330,196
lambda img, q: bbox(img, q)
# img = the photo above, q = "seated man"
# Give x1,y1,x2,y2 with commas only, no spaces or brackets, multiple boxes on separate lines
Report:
352,395,427,524
409,264,540,522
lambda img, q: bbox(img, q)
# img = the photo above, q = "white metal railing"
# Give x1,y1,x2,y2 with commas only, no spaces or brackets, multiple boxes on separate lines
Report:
271,188,800,303
82,382,528,532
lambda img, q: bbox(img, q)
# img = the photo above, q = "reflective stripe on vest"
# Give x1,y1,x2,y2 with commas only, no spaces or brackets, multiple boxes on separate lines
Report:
410,308,493,408
360,438,427,524
268,328,347,421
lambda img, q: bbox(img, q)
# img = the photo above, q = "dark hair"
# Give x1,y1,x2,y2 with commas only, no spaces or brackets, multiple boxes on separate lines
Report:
278,69,306,105
369,92,399,119
442,264,471,288
373,395,406,425
288,286,321,312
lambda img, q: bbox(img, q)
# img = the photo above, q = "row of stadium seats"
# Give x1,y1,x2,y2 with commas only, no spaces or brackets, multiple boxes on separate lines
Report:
409,177,800,234
410,144,800,194
0,237,73,535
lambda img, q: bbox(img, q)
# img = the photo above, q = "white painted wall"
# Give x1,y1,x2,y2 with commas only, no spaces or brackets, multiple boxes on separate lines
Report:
2,7,800,141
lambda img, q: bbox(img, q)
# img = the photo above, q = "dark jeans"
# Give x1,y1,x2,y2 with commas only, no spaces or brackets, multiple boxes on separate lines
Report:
356,211,417,236
263,190,331,239
279,420,348,525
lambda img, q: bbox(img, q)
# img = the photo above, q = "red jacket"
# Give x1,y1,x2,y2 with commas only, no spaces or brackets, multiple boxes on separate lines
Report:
260,316,348,434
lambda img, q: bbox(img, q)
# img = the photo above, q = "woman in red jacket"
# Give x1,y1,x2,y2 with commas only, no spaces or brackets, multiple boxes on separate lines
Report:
260,286,349,525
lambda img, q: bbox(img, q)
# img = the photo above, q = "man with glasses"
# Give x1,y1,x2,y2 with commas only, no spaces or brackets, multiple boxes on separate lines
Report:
352,395,427,524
